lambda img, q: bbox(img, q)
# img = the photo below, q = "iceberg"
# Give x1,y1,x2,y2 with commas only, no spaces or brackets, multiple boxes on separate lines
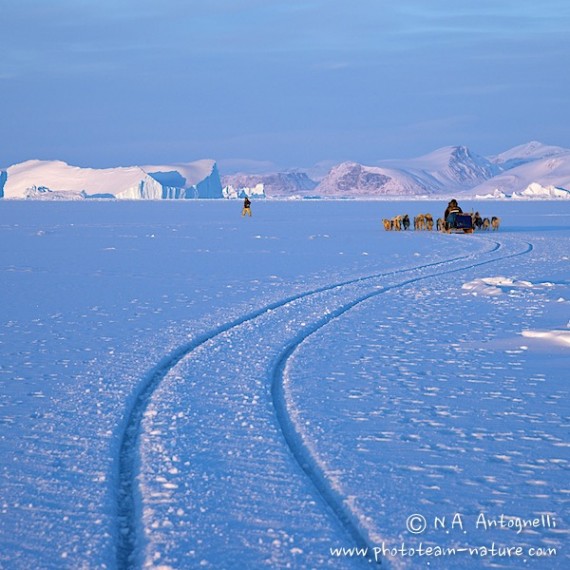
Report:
512,182,570,200
475,188,508,199
222,183,266,199
2,159,223,200
0,169,6,198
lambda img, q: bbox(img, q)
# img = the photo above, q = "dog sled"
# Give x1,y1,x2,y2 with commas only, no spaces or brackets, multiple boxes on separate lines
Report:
446,213,474,234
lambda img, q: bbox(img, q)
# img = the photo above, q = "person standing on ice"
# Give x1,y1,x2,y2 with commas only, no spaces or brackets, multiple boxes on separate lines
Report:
242,196,252,217
444,198,462,230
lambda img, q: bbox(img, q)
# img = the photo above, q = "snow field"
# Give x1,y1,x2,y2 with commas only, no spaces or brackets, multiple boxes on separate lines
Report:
0,200,568,569
285,234,569,568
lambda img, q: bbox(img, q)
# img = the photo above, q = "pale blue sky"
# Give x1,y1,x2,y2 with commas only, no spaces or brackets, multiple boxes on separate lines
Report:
2,0,569,172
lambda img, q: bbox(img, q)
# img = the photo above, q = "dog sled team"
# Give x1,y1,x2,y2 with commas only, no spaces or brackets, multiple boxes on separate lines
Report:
383,199,500,233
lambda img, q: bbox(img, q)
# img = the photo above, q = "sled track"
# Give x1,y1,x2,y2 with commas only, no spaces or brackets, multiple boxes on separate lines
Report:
270,238,533,566
115,237,525,569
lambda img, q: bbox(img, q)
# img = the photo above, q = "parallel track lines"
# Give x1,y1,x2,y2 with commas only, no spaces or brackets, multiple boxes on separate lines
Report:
116,238,526,569
271,240,533,566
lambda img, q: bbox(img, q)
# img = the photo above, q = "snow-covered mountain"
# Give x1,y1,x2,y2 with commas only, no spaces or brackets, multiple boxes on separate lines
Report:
314,161,432,197
1,159,223,200
301,142,570,198
469,144,570,198
220,147,498,199
309,146,500,198
379,145,499,190
490,141,569,170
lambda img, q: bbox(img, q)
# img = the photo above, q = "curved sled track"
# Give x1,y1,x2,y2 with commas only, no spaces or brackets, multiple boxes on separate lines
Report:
270,239,533,566
115,237,512,569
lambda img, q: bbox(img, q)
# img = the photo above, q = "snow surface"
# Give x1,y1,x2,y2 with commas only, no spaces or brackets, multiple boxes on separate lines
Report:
0,200,568,569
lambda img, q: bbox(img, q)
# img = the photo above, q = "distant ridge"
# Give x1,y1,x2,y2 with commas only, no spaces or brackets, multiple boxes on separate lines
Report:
221,142,570,199
2,142,569,199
